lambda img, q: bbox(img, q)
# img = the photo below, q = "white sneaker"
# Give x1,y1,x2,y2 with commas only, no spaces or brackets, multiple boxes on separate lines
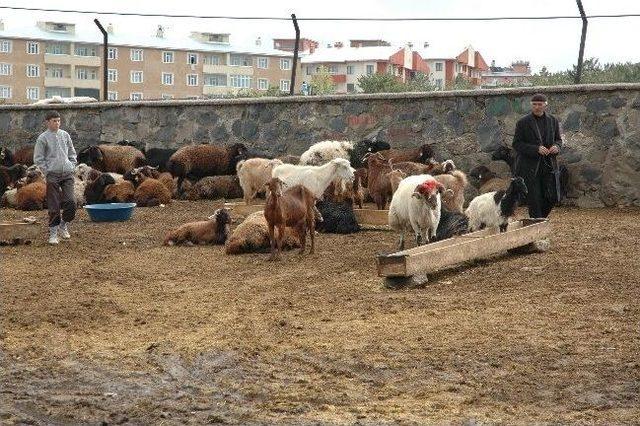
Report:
48,226,60,245
59,221,71,239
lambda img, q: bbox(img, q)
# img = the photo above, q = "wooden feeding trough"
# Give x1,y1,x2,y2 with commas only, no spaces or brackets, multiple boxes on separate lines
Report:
377,218,550,283
0,219,41,246
223,202,265,216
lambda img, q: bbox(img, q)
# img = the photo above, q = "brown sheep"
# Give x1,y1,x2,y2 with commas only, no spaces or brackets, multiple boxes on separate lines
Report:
78,144,146,174
182,175,243,201
13,146,35,166
434,170,469,213
133,175,172,207
16,167,46,210
167,143,248,188
158,172,178,198
264,177,317,260
103,180,135,203
377,144,435,164
163,208,231,246
224,211,301,255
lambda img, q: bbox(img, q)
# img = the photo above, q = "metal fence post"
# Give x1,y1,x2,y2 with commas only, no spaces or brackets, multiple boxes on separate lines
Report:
94,19,108,101
575,0,588,84
290,13,300,96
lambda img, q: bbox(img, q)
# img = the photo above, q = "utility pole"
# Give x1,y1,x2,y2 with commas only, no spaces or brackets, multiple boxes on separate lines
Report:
94,19,108,101
575,0,588,84
290,14,300,96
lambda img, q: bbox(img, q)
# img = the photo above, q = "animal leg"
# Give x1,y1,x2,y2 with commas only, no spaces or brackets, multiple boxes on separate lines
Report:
499,222,508,233
308,215,315,255
397,233,405,251
268,224,277,260
298,223,307,255
415,233,422,247
275,224,285,260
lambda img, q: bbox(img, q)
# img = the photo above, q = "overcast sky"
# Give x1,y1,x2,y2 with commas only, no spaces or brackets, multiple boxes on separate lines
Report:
1,0,638,72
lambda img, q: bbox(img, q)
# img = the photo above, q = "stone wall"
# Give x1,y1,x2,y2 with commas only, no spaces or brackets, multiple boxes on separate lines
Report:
1,83,639,207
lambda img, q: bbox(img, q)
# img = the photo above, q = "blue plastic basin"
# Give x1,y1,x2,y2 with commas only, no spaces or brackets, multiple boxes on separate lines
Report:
84,203,137,222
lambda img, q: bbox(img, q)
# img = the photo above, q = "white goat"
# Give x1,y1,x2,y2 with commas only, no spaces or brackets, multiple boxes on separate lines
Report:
271,158,355,199
465,177,528,232
388,174,448,250
299,141,354,166
236,158,283,205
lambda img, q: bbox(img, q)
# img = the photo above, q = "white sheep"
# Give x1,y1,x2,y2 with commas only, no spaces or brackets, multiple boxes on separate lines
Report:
236,158,283,205
74,177,86,207
298,139,390,168
388,174,447,250
465,177,529,232
272,158,355,199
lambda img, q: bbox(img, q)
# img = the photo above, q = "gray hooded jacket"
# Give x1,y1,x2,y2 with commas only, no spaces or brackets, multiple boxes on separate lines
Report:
33,129,77,176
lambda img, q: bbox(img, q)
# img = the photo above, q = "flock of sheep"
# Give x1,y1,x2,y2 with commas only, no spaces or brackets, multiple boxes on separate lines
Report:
0,137,531,256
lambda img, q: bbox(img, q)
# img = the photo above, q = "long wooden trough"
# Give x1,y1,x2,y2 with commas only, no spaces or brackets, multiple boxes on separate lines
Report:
0,220,41,245
377,218,550,278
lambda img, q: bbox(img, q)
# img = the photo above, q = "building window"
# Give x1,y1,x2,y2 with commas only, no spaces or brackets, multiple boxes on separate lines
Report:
366,64,374,75
186,74,198,86
107,91,118,100
130,92,143,101
280,58,291,70
257,78,268,90
161,94,174,100
187,53,198,65
27,42,39,54
346,65,354,75
0,86,11,99
257,57,268,69
0,63,11,75
435,62,443,72
45,87,71,98
76,67,97,80
204,55,221,65
26,65,40,78
75,45,97,56
203,74,227,87
306,66,311,76
230,55,251,67
347,83,355,93
108,47,118,60
47,66,64,78
280,79,290,92
130,49,144,61
108,69,118,82
45,43,68,55
162,72,174,85
436,78,443,89
0,40,12,53
327,65,338,74
229,75,251,88
26,87,40,100
163,51,174,63
130,71,143,83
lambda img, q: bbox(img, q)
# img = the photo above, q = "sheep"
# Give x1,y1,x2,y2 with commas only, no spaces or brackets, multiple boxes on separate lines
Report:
16,167,46,211
144,147,177,172
116,139,146,152
378,144,435,164
163,208,231,246
1,164,27,194
1,147,14,166
264,177,318,259
469,165,511,194
316,199,360,234
1,187,17,208
103,180,135,203
167,143,248,189
123,165,176,196
465,177,528,232
387,169,408,194
182,175,243,200
13,146,34,166
271,158,355,200
132,173,172,207
77,144,146,174
73,177,86,207
84,172,117,204
434,206,470,241
434,170,469,213
74,163,95,182
236,158,284,204
388,175,447,250
225,211,301,255
299,139,391,168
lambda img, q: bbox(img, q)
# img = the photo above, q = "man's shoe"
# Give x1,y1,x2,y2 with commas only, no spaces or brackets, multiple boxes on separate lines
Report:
48,226,59,245
59,221,71,240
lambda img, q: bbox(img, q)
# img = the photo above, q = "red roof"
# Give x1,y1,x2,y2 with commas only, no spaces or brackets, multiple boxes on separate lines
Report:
412,51,430,73
474,51,489,71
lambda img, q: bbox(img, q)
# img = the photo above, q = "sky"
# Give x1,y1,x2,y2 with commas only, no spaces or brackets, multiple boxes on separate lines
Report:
0,0,638,72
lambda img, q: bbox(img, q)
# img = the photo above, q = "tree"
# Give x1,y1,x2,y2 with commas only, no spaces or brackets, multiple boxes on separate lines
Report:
310,66,336,95
446,74,475,90
405,72,436,92
357,73,406,93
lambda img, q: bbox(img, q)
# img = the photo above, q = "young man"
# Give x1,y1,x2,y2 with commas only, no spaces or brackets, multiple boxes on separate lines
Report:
33,110,77,245
512,93,563,218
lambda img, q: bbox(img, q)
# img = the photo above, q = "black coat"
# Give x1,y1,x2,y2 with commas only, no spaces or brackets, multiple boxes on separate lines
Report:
512,112,563,181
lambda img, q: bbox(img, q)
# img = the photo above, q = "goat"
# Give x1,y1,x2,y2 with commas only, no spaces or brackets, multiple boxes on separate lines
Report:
466,177,528,232
386,169,408,194
434,206,470,241
164,208,231,246
237,158,284,204
469,165,511,194
271,158,355,200
299,139,391,168
378,144,435,164
434,170,469,213
264,177,317,260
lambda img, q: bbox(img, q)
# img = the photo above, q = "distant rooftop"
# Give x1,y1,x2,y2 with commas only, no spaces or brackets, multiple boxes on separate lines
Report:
301,46,402,63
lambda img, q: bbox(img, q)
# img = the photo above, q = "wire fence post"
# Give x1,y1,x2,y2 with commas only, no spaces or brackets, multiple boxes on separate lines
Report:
94,19,108,101
575,0,588,84
290,13,300,96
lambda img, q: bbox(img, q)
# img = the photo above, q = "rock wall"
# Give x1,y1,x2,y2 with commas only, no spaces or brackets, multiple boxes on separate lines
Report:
1,83,639,207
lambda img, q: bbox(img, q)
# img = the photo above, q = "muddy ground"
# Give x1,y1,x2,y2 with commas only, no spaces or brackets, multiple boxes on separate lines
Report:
1,201,639,425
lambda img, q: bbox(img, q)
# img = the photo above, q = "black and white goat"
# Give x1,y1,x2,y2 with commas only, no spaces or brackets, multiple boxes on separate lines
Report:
465,177,528,232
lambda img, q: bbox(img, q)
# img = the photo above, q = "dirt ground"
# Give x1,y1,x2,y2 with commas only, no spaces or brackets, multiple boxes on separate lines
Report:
1,201,639,425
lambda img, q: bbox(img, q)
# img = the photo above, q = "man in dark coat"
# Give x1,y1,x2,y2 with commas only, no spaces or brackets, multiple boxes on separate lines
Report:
513,93,563,218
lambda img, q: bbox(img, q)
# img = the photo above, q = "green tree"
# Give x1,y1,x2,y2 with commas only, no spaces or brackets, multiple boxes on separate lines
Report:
310,66,336,95
405,72,436,92
357,73,406,93
446,74,475,90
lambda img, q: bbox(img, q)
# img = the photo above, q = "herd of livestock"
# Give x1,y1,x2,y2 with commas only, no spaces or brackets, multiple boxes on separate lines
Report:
0,138,533,256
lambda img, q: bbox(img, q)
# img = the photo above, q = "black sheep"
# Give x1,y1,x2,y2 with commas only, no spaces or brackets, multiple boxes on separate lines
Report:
144,148,177,172
0,164,27,194
84,173,116,204
316,200,361,234
434,207,469,241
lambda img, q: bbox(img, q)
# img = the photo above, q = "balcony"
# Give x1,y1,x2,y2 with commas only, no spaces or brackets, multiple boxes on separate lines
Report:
44,53,101,67
74,78,101,89
203,86,232,96
203,64,253,75
44,76,73,87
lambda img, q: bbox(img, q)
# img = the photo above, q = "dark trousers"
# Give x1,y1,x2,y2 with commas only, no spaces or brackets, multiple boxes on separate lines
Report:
46,172,76,227
526,168,554,219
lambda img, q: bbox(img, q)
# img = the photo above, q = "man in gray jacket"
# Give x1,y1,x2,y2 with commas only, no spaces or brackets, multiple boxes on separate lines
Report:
33,110,77,245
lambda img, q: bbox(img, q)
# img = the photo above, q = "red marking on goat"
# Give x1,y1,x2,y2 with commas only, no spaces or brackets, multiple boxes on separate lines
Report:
415,179,440,195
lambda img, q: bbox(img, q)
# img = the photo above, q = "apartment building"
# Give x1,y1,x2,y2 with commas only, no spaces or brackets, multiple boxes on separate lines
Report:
0,20,297,103
301,44,430,94
423,45,489,89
